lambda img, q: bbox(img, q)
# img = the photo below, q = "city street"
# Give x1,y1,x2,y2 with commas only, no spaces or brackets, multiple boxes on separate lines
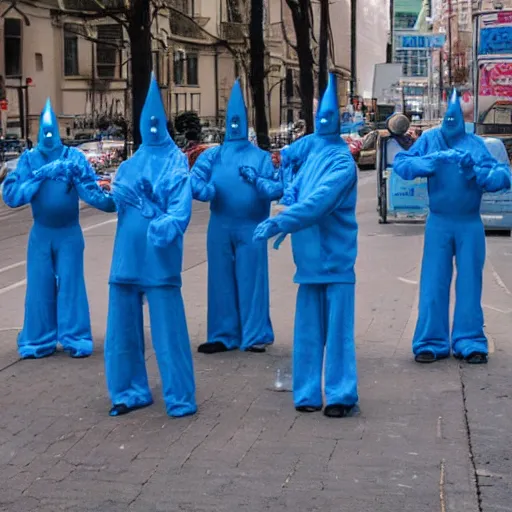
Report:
0,170,511,512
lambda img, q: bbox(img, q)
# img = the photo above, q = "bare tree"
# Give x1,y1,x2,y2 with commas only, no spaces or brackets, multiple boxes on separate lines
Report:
284,0,315,134
249,0,270,149
318,0,330,97
63,0,159,149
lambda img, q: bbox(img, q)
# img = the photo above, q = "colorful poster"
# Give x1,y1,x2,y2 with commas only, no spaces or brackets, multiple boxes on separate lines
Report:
479,61,512,98
479,26,512,55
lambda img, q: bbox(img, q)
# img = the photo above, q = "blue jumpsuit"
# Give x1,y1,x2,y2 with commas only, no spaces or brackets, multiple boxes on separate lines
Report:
191,79,275,353
104,75,197,418
253,74,359,417
394,91,511,363
2,100,116,359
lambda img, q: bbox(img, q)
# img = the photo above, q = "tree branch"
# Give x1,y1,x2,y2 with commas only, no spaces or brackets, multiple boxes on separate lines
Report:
280,20,297,53
91,0,129,28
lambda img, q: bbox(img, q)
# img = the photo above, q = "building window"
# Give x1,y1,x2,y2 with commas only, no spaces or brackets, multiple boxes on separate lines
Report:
4,18,22,77
190,92,200,112
96,24,122,79
285,69,294,98
174,51,185,85
172,0,194,15
186,54,198,85
394,49,428,78
35,53,43,72
64,24,79,76
174,92,186,113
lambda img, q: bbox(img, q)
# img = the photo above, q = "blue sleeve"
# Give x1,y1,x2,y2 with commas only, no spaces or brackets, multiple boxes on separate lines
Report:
69,149,116,212
473,141,511,193
280,135,314,188
274,152,356,234
393,134,438,180
148,171,192,248
254,154,283,201
190,146,218,202
2,151,43,208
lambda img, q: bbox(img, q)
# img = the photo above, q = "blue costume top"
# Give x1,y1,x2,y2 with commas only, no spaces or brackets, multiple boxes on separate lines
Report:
3,99,115,216
393,89,511,364
192,80,278,222
110,82,191,287
394,93,511,209
254,75,358,285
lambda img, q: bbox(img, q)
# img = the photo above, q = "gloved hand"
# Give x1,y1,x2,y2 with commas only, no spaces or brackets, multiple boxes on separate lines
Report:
44,161,75,183
239,166,257,184
148,217,177,248
137,177,164,219
253,218,281,242
435,149,463,164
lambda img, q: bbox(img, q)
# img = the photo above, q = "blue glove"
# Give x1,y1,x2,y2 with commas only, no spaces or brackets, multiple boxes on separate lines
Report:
137,178,164,219
253,218,281,242
239,166,257,184
40,161,73,183
148,216,177,248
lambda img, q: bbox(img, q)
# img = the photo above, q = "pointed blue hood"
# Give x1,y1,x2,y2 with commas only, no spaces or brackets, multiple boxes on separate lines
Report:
140,73,174,147
315,73,340,137
225,79,248,142
441,89,465,142
37,98,62,153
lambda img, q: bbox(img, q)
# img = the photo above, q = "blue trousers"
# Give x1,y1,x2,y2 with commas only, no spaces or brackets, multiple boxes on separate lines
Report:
18,224,93,359
104,284,197,417
293,283,358,408
205,215,274,350
413,213,487,359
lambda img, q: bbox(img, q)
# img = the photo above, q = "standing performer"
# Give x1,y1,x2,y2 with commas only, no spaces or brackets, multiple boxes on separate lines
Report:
252,74,359,418
2,99,115,359
190,79,278,354
393,90,511,364
104,75,197,418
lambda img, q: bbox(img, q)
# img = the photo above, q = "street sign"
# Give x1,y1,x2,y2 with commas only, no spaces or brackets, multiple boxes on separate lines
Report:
399,34,446,49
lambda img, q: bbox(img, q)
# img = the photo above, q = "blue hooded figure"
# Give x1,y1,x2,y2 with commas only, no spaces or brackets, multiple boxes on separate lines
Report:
2,99,116,359
251,74,359,418
104,74,196,418
393,89,511,365
190,79,278,354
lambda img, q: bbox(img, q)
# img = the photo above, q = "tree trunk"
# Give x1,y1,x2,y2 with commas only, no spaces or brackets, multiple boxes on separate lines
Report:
318,0,329,98
286,0,315,134
127,0,152,150
249,0,270,149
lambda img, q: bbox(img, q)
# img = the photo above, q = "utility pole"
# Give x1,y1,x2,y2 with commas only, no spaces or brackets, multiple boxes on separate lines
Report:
447,0,453,87
387,0,394,63
350,0,357,101
318,0,330,97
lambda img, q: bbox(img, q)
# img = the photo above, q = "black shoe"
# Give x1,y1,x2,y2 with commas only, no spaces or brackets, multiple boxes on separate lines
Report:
323,404,356,418
414,350,449,364
109,402,152,417
296,405,322,413
455,352,488,364
246,345,266,353
197,341,229,354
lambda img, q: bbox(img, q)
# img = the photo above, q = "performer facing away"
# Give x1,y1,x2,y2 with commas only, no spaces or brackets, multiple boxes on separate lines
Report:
2,99,116,359
190,79,278,354
251,74,360,418
105,75,197,418
393,89,511,365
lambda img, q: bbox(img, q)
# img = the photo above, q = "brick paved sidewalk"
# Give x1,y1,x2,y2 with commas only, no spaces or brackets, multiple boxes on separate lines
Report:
0,222,483,512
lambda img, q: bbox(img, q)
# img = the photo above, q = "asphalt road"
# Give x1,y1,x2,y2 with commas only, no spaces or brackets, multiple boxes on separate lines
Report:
0,169,510,512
